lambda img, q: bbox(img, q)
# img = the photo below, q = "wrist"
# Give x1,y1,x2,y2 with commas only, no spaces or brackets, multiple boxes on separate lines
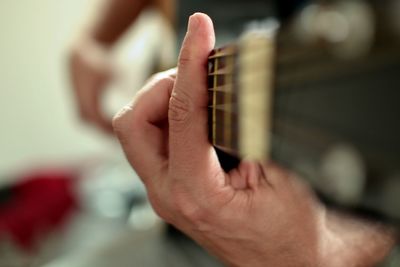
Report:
320,211,397,267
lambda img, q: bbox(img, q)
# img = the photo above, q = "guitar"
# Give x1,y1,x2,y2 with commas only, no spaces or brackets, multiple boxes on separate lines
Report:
207,0,400,226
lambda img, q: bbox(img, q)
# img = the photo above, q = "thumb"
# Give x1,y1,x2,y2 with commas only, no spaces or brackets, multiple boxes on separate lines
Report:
169,13,217,175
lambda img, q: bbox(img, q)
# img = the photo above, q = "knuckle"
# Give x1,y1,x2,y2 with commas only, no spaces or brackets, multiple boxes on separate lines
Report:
168,92,192,125
177,199,205,224
152,206,171,222
148,71,175,86
178,46,192,68
148,72,163,83
156,76,175,90
112,91,144,134
148,192,171,222
112,105,134,138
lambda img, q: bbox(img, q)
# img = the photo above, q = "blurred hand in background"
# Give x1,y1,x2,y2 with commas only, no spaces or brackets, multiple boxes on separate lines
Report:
68,0,174,133
69,37,113,132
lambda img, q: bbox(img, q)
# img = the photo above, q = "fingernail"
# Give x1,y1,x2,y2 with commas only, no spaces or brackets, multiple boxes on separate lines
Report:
188,14,200,33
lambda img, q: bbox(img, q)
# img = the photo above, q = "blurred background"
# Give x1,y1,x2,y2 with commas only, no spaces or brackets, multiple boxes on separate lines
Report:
0,0,175,266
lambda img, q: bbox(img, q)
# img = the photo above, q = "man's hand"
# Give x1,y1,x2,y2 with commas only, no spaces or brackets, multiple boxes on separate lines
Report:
113,13,324,267
68,0,156,133
69,37,113,133
113,13,396,267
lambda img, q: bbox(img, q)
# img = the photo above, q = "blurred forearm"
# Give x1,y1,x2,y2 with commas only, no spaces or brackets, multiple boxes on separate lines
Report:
87,0,152,46
322,211,397,267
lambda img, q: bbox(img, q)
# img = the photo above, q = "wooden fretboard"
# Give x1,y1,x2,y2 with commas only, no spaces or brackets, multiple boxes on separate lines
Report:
208,26,277,161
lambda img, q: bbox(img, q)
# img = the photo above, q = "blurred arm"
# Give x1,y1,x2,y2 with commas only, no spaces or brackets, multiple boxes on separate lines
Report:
67,0,152,133
322,211,397,267
86,0,152,46
83,0,175,46
68,0,175,133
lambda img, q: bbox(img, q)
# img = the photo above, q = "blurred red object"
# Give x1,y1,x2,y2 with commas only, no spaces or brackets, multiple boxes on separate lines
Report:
0,170,77,250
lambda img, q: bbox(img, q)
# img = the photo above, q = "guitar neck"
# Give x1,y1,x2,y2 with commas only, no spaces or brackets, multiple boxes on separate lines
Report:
208,25,277,161
207,1,400,224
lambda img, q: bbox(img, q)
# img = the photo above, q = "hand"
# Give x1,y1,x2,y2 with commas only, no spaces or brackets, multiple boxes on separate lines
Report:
69,36,113,133
113,13,323,266
113,13,396,267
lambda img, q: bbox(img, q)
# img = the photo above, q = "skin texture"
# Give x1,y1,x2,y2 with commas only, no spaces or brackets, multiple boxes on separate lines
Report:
113,13,396,267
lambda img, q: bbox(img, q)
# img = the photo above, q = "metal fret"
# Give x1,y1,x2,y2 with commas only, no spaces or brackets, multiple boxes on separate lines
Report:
208,45,237,59
208,45,239,150
207,85,234,93
208,67,234,76
212,57,218,145
224,55,234,149
207,26,276,159
207,104,236,113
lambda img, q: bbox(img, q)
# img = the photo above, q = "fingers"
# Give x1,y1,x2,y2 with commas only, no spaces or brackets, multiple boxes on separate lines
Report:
79,76,113,133
70,41,113,133
113,70,176,183
173,13,215,108
229,161,262,190
260,163,316,201
168,13,217,176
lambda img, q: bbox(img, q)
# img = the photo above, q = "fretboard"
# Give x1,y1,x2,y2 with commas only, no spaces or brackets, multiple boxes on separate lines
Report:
207,2,400,225
208,27,276,161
